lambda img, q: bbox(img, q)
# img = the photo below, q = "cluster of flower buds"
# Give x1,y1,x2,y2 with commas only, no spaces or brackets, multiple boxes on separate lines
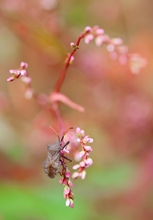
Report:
7,62,35,99
7,62,30,82
83,25,147,74
57,127,93,208
59,165,74,208
72,127,93,180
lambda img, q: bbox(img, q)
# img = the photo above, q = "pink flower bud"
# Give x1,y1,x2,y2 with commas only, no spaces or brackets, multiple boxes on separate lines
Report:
88,138,93,143
79,150,85,158
76,127,81,134
84,145,92,152
72,172,79,179
95,28,104,35
83,135,89,143
84,26,92,32
65,198,70,206
84,34,94,44
95,35,104,46
63,179,68,185
107,44,115,52
65,171,70,178
68,180,73,188
7,76,14,82
9,69,15,74
69,199,74,208
73,164,80,170
70,42,76,49
64,186,70,195
111,38,123,45
20,69,28,76
20,62,28,69
102,34,110,43
129,54,147,74
84,158,93,166
77,138,81,143
64,148,69,154
69,56,74,64
80,129,85,137
83,136,93,143
59,178,63,184
80,161,85,167
80,170,86,179
66,198,74,208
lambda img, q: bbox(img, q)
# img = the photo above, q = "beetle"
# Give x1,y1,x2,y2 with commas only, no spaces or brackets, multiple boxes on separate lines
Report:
43,127,73,178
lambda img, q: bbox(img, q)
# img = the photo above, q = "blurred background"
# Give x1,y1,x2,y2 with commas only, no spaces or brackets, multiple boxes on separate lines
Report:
0,0,153,219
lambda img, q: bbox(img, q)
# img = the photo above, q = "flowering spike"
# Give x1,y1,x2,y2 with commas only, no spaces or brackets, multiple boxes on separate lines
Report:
7,62,30,83
72,127,93,180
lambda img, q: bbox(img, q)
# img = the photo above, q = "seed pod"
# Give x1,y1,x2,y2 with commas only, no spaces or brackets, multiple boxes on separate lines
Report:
43,128,72,178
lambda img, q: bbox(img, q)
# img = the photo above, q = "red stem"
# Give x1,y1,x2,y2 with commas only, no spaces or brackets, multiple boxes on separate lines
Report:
53,30,90,92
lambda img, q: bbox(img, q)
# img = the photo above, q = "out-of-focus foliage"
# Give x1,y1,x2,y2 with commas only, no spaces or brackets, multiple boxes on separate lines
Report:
0,0,153,219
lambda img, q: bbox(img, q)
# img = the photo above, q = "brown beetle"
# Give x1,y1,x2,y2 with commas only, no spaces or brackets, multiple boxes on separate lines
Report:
43,128,72,178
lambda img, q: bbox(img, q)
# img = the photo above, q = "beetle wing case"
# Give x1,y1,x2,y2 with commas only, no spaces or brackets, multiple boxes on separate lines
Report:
43,140,61,178
43,131,72,178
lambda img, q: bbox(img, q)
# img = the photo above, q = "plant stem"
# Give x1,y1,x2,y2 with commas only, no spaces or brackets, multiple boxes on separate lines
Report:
53,30,90,92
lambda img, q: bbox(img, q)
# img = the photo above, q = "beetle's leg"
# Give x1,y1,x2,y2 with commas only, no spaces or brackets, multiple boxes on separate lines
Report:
58,141,70,153
61,141,70,150
61,155,72,162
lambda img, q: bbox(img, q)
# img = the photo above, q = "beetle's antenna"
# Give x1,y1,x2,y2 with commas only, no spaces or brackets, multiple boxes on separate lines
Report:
48,126,58,136
48,125,60,142
63,127,73,135
61,127,74,142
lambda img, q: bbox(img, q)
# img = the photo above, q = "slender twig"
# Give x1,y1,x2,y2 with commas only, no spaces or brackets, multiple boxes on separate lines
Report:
53,30,90,92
